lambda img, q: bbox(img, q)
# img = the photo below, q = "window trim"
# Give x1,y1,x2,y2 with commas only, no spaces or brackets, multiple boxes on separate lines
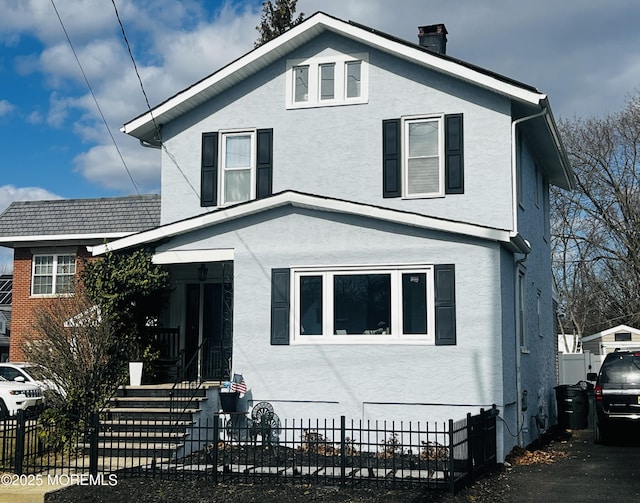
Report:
517,267,528,352
402,115,445,198
286,52,369,109
219,129,257,206
292,264,435,345
31,253,76,297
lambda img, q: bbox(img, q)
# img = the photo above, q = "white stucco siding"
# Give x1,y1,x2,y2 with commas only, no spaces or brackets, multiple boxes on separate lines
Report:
159,32,514,232
159,207,505,426
510,137,556,448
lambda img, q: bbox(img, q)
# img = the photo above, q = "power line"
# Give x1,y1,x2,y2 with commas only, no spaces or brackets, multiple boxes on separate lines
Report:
110,0,202,202
50,0,144,200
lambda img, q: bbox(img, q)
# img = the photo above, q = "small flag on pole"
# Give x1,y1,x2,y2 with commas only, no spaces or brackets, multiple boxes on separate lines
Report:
231,373,247,394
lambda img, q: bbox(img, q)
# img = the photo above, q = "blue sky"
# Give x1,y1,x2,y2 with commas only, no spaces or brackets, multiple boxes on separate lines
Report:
1,0,640,271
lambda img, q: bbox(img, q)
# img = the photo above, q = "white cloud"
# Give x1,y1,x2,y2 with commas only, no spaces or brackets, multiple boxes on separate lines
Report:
2,0,640,196
0,99,14,116
72,140,160,194
0,184,62,214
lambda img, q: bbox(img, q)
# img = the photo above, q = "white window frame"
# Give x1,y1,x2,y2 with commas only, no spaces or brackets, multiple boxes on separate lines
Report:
402,115,445,198
219,129,257,206
292,264,435,345
31,253,76,296
286,52,369,109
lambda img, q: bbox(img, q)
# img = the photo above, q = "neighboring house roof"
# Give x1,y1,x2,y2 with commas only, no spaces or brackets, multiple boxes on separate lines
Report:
0,195,160,247
581,324,640,343
122,11,573,190
90,190,531,257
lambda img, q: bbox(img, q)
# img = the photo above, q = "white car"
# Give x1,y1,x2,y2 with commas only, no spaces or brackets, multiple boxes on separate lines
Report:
0,376,44,417
0,362,61,395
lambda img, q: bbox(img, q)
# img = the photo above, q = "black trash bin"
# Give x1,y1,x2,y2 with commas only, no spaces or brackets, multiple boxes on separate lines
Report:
555,384,589,430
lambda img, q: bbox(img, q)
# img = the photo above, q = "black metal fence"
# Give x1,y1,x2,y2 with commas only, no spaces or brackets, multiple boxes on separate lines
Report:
0,407,497,494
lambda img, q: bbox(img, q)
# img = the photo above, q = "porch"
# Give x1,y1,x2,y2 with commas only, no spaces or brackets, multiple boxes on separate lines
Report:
145,259,234,385
143,326,231,384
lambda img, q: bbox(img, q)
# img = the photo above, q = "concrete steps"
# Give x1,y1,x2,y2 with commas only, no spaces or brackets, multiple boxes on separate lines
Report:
98,384,213,459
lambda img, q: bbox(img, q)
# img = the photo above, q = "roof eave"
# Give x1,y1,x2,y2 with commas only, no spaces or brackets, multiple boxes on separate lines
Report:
122,12,547,144
0,232,133,249
90,191,518,257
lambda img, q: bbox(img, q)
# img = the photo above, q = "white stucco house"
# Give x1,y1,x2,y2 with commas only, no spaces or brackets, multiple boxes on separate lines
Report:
91,12,574,460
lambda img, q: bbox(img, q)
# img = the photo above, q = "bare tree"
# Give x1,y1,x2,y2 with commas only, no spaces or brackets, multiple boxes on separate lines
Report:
23,288,125,422
255,0,304,47
553,92,640,344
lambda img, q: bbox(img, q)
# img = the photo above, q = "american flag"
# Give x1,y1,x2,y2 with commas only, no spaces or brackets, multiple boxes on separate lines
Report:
231,373,247,394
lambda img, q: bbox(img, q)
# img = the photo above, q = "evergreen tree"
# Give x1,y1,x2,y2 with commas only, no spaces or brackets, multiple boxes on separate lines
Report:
255,0,304,47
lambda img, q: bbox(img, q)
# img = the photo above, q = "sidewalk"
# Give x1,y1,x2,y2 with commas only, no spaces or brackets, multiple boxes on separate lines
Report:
0,481,65,503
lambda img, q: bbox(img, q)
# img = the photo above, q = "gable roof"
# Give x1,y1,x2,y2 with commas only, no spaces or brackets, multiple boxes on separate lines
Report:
90,190,531,257
0,194,160,247
582,324,640,343
122,11,573,190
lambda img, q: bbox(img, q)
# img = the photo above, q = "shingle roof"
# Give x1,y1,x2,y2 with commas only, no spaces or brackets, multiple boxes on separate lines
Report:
0,195,160,239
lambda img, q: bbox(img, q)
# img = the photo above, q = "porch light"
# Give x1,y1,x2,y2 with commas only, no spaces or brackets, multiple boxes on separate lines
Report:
198,264,208,282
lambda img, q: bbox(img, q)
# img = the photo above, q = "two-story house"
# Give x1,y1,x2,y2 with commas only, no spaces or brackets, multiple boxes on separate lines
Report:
57,12,571,460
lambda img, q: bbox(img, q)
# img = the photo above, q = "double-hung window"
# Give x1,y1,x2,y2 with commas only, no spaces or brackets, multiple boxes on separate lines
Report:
32,254,76,295
293,265,434,343
287,52,368,108
383,114,464,198
404,116,444,197
221,131,256,205
201,129,273,207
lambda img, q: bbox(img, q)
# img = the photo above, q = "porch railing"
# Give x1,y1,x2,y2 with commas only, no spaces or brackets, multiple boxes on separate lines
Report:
144,327,182,382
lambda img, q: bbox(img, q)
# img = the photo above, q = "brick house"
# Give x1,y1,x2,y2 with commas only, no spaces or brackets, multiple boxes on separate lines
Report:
0,195,160,361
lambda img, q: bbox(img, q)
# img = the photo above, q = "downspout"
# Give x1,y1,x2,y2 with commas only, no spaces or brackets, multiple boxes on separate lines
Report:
511,107,546,446
511,107,547,236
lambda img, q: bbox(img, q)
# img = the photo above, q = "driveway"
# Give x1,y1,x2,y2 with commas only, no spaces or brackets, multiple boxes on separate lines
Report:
460,426,640,503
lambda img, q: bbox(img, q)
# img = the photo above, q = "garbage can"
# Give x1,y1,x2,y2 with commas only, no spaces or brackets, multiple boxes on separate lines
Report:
555,384,588,430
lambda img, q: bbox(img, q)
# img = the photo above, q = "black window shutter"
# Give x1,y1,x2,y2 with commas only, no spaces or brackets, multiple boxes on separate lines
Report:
201,132,218,207
444,114,464,194
434,264,456,345
271,268,290,345
382,119,401,198
256,128,273,199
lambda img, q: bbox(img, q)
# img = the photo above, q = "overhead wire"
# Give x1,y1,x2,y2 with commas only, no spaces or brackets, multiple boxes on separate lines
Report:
50,0,143,198
110,0,202,202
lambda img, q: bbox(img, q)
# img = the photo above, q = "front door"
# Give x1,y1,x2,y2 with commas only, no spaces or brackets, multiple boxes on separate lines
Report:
184,268,233,381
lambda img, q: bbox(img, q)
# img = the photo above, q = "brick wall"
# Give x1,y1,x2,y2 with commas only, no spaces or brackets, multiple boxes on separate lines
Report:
9,246,95,361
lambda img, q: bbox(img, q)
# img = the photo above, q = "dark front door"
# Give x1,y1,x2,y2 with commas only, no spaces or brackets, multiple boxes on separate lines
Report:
184,271,233,381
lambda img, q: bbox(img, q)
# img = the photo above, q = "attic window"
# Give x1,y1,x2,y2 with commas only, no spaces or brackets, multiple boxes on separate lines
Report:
615,332,632,342
286,52,368,109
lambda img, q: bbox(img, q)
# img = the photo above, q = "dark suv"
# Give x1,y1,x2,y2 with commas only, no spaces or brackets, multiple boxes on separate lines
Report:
592,351,640,442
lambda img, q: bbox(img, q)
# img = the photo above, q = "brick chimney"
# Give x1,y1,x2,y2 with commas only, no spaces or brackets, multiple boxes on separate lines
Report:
418,24,448,55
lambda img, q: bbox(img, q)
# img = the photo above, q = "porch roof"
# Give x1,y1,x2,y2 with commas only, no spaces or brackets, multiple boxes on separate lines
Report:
89,191,531,257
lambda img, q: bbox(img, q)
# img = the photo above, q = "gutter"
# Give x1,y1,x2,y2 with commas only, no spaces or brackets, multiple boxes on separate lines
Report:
511,106,548,238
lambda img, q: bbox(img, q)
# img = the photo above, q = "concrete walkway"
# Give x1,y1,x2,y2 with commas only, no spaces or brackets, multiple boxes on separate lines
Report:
0,481,65,503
